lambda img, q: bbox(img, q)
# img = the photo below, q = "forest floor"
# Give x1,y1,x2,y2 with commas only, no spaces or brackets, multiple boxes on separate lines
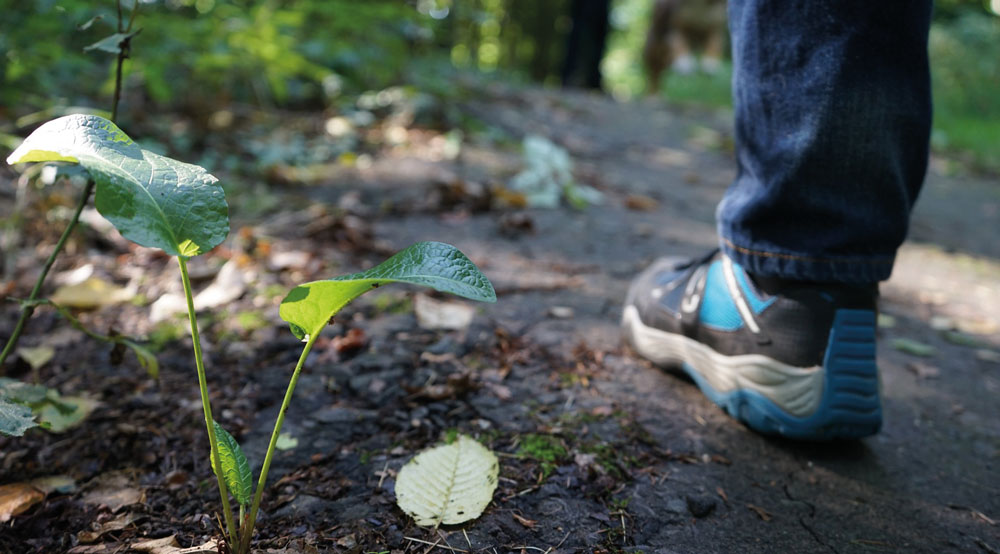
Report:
1,84,999,553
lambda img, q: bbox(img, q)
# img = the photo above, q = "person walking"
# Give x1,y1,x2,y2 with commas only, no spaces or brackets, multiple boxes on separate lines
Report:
622,0,932,440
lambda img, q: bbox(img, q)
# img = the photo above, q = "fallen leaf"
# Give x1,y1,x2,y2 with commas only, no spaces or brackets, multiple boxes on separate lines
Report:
906,362,940,379
50,277,133,309
194,259,247,310
747,504,773,521
891,338,936,357
16,346,55,370
149,294,187,323
276,432,298,451
133,537,218,554
624,194,659,211
414,293,476,331
716,487,729,504
0,483,45,522
548,306,575,319
78,512,138,543
268,250,311,271
511,511,537,529
29,475,76,494
942,330,984,348
876,314,897,329
131,536,178,552
38,395,99,433
81,472,145,512
395,435,499,526
929,316,954,331
976,349,1000,364
590,405,614,417
332,328,367,354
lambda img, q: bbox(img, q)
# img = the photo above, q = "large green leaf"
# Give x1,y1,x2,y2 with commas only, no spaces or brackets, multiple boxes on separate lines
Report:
0,397,37,437
6,115,228,257
279,241,496,340
211,421,252,506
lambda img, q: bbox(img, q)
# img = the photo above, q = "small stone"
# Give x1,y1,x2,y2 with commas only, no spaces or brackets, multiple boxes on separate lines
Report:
685,494,717,518
548,306,575,319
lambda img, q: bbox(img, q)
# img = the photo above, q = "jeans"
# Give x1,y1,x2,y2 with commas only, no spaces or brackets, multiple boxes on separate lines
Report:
717,0,933,284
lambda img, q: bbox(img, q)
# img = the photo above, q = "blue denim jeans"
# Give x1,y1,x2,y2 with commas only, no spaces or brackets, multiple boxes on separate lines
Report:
717,0,933,283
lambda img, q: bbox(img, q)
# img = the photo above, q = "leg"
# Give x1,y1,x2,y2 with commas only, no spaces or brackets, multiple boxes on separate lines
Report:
643,0,674,94
623,0,933,439
719,0,933,283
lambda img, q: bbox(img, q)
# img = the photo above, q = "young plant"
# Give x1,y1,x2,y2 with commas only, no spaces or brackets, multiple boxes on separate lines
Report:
221,241,496,553
7,115,497,551
5,114,239,540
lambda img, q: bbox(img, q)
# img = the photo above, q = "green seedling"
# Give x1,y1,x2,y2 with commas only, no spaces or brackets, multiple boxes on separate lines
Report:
224,241,496,552
6,115,497,551
6,114,239,540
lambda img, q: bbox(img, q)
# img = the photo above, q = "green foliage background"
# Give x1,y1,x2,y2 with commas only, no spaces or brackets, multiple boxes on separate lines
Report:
0,0,996,169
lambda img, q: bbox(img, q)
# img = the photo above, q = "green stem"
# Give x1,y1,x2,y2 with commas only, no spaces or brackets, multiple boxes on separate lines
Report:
240,334,318,554
177,256,239,545
0,180,95,371
1,0,137,372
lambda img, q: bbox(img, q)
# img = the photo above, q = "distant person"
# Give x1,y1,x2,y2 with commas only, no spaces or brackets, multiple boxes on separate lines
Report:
562,0,611,89
643,0,728,94
622,1,932,440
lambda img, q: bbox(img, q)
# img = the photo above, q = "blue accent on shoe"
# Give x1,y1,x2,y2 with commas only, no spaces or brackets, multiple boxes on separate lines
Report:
699,261,743,330
680,309,882,440
732,262,776,314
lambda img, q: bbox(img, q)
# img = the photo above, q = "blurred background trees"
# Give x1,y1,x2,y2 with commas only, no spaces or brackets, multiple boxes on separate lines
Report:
0,0,997,170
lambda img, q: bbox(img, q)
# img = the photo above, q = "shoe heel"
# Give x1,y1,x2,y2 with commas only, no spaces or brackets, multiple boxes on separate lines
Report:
736,308,882,440
815,308,882,438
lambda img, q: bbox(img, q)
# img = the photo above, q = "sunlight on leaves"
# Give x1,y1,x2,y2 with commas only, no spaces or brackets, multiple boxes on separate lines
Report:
279,241,495,340
7,115,229,257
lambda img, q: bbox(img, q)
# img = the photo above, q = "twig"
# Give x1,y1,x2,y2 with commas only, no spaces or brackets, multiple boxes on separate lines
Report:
403,536,468,553
0,179,95,370
543,531,571,554
1,0,137,372
376,461,390,490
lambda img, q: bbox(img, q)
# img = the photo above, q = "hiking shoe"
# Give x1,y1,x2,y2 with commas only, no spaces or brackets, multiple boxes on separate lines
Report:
621,251,882,440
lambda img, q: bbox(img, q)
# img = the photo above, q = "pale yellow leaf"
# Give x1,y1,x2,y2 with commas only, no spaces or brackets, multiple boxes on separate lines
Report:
17,346,55,370
395,434,498,527
50,277,133,309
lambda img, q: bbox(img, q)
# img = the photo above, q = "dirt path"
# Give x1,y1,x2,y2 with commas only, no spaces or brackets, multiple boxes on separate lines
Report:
357,88,1000,552
1,87,998,553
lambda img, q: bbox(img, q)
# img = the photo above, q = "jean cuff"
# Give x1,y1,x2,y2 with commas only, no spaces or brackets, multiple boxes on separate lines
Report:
720,236,893,283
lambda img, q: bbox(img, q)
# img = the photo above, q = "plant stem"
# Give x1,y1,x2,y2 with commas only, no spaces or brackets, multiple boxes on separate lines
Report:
0,179,95,370
1,0,137,372
240,334,318,553
177,256,239,545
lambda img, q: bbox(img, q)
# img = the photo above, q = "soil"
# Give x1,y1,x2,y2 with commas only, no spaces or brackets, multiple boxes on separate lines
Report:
1,86,998,553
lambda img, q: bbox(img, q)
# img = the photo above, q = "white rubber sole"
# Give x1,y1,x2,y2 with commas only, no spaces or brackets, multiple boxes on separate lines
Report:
622,305,824,418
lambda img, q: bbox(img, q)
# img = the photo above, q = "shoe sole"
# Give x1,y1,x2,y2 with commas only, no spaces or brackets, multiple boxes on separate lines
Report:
622,306,882,440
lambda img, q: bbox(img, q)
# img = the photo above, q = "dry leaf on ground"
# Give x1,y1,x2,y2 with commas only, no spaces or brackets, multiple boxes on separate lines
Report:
50,277,134,309
131,536,218,553
414,293,475,331
0,483,45,522
81,472,145,512
16,346,55,370
747,504,773,521
395,434,499,526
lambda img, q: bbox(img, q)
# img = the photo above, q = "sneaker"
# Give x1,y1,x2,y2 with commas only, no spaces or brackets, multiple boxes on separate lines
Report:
621,250,882,440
